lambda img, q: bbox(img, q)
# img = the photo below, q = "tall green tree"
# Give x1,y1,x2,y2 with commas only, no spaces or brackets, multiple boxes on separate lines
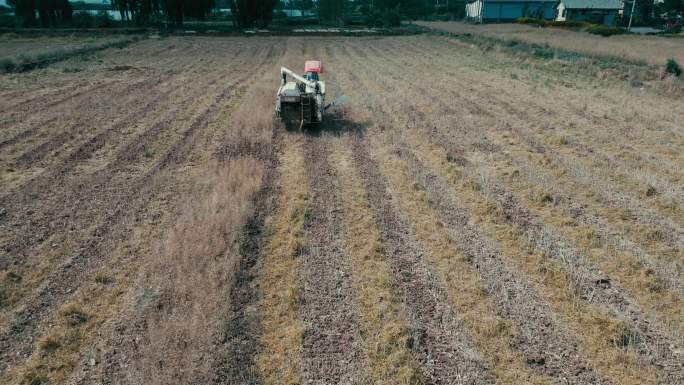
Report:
109,0,214,26
662,0,684,14
9,0,71,27
319,0,345,21
373,0,432,18
229,0,277,28
8,0,37,26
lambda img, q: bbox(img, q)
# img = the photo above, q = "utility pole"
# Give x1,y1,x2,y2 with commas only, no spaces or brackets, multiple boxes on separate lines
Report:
627,0,637,31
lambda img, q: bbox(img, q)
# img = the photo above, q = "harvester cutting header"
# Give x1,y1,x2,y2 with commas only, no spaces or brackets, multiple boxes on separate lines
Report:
276,60,344,128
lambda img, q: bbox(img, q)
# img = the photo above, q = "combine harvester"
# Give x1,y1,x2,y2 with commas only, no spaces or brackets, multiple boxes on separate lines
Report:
276,60,345,129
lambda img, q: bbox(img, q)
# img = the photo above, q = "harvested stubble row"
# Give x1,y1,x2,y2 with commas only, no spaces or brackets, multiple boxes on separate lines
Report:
349,36,684,339
327,37,682,384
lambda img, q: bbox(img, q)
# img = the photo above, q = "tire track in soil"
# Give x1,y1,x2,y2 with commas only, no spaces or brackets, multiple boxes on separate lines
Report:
350,135,495,385
0,50,274,371
300,134,364,385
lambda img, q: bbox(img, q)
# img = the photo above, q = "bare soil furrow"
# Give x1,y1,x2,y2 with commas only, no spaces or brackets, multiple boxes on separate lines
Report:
372,37,684,221
401,35,684,152
0,79,117,118
0,58,242,263
1,33,681,385
372,134,554,385
391,38,682,213
401,39,684,225
0,74,193,194
212,134,280,385
350,135,495,385
393,137,609,385
352,39,684,315
0,48,216,175
401,130,683,384
0,41,214,160
340,39,668,384
352,39,683,382
254,134,307,385
62,46,283,385
299,135,364,385
0,58,265,372
8,76,165,168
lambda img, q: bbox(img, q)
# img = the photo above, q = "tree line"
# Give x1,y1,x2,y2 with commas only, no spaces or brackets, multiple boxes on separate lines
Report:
8,0,73,27
6,0,446,28
110,0,216,26
7,0,216,27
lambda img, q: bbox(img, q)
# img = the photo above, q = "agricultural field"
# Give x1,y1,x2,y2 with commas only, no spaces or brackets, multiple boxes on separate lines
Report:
419,21,684,66
0,32,683,385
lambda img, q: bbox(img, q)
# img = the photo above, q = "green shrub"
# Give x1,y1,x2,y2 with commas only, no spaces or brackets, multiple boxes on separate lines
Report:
548,20,586,27
0,14,17,27
95,11,114,28
516,17,547,26
585,25,625,36
533,46,555,59
0,57,15,73
366,10,382,27
69,11,114,28
70,11,97,28
516,18,586,28
383,9,401,27
665,58,682,77
366,8,400,28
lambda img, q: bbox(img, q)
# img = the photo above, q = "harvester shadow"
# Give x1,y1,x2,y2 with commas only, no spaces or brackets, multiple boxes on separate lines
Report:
300,112,369,137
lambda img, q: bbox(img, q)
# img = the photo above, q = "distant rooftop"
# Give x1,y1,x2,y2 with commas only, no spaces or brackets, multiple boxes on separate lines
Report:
559,0,623,9
468,0,558,2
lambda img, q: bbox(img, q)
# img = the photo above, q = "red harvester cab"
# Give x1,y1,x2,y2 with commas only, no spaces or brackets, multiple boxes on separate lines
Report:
305,60,322,73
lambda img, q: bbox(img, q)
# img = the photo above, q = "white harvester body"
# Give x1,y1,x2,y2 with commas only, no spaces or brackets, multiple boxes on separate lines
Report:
276,60,326,127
